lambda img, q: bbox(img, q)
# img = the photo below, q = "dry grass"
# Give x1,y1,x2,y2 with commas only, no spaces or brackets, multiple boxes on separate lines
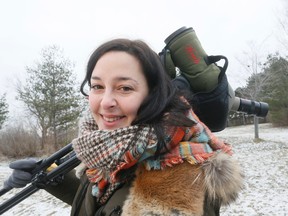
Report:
0,125,39,158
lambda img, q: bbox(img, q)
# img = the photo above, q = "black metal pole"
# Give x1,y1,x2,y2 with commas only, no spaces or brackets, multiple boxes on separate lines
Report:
0,145,80,214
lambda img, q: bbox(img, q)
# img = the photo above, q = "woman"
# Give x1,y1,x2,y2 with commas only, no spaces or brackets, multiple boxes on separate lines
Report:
70,38,243,215
5,39,243,215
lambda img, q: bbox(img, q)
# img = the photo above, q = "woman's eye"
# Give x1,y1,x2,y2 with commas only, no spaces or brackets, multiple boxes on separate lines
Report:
120,86,133,92
90,85,103,90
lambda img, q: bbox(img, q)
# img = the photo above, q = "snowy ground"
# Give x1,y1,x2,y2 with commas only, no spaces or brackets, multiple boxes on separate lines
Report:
0,123,287,216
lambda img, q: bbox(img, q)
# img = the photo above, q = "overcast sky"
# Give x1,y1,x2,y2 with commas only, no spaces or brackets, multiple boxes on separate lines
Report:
0,0,286,116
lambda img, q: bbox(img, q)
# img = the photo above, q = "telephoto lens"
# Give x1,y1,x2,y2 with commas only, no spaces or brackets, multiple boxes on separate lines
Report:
232,97,269,117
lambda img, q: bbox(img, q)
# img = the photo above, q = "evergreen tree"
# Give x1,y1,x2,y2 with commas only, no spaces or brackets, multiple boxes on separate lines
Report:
261,53,288,126
17,45,85,150
0,93,9,129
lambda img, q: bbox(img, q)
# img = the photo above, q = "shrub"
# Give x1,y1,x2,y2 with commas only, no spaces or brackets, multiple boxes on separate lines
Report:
0,125,40,158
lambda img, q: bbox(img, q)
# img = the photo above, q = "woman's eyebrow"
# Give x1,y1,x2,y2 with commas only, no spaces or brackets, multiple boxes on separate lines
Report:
91,76,139,84
90,76,101,80
114,76,139,84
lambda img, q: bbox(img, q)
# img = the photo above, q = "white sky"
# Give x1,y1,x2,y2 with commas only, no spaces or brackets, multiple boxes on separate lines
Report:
0,0,285,114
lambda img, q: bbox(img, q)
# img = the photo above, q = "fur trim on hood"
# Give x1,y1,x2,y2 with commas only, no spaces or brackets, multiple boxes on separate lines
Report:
75,150,244,215
202,151,244,205
122,152,244,215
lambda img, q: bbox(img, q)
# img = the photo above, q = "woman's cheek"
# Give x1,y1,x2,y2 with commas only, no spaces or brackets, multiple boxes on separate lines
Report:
88,96,98,112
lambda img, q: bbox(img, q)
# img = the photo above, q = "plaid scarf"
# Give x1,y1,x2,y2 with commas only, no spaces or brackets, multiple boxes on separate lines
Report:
72,109,231,204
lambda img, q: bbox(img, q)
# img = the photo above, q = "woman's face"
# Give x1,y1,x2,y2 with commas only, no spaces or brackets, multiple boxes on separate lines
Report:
89,51,149,130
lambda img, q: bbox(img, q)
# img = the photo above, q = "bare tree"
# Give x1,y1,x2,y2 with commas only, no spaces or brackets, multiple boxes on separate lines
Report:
236,41,270,139
277,0,288,51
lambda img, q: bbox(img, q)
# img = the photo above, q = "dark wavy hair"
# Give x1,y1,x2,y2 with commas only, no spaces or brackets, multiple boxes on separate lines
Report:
80,39,195,151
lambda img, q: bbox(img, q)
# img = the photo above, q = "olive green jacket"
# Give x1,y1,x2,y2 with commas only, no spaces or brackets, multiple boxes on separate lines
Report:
45,170,129,216
45,151,244,216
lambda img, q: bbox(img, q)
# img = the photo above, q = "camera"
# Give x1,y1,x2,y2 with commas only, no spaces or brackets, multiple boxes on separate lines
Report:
160,26,269,131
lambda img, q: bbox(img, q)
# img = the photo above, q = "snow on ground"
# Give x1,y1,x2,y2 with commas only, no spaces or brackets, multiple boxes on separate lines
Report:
0,123,287,216
216,123,288,216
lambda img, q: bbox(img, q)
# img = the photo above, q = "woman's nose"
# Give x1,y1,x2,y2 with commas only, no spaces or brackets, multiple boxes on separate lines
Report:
100,91,117,109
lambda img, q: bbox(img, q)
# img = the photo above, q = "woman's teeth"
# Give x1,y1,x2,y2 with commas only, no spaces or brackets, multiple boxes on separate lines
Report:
103,116,121,122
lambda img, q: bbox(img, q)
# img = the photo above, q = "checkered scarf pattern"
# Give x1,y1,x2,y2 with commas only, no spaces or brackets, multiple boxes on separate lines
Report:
72,110,232,204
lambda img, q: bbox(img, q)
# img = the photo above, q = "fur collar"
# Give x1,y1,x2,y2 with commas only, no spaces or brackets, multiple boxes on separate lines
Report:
122,152,244,215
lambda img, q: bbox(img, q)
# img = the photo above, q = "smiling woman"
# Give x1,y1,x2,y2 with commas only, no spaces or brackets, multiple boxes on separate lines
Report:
69,38,243,215
5,38,243,216
88,51,149,130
